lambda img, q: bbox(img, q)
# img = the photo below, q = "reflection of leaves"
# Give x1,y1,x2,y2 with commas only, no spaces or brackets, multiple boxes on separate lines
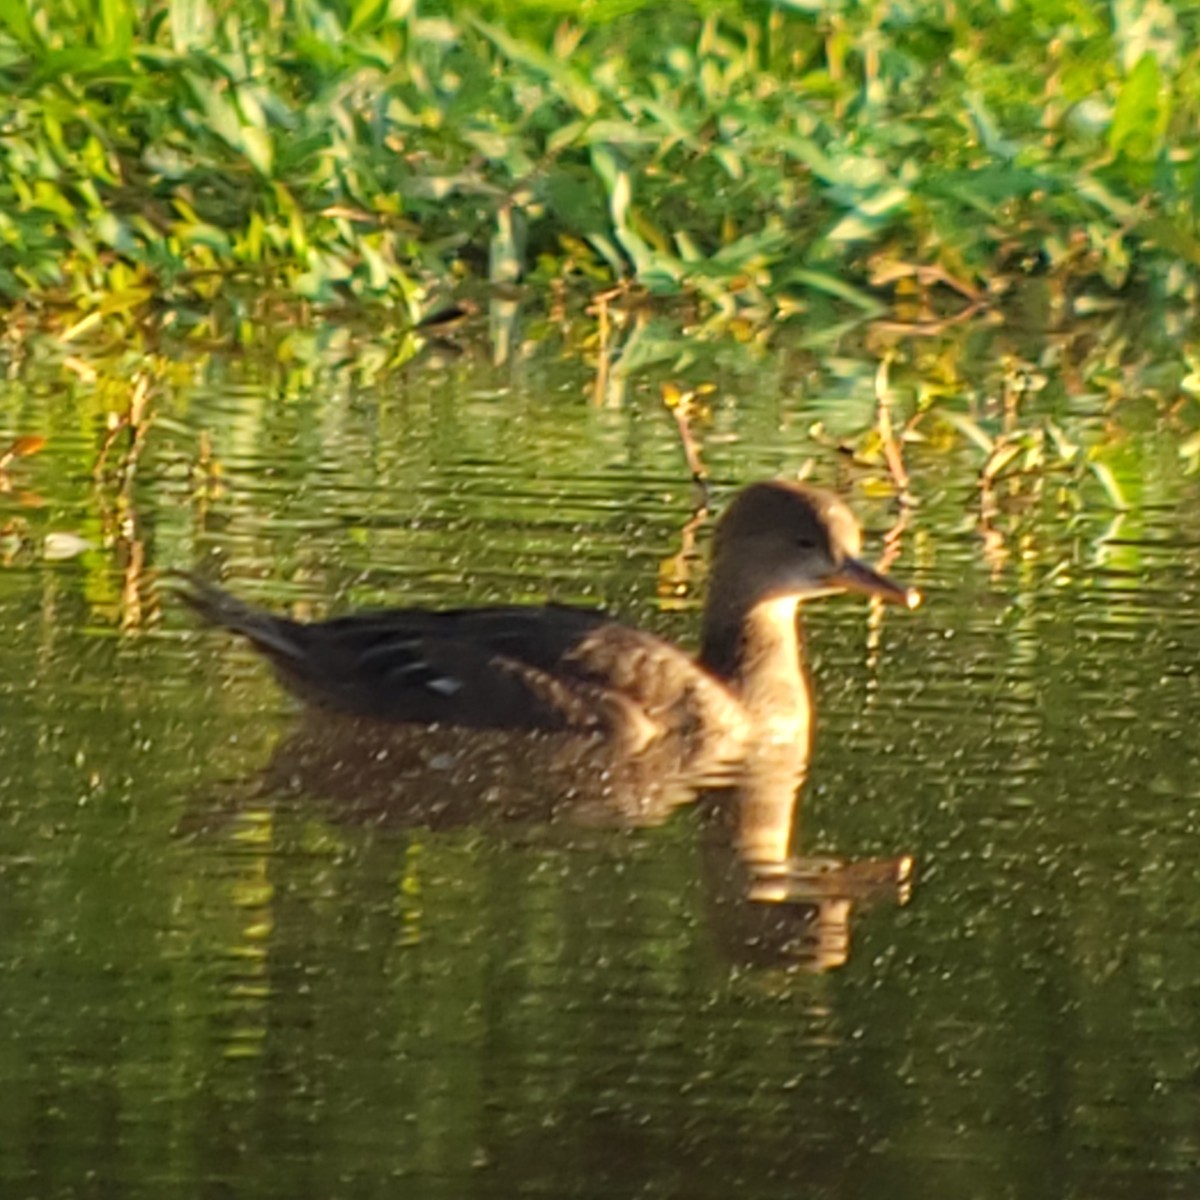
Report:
43,532,95,561
0,436,47,469
1178,430,1200,474
1089,459,1129,510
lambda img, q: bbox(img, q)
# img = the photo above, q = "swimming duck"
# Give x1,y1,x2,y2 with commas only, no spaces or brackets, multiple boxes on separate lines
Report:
177,480,918,756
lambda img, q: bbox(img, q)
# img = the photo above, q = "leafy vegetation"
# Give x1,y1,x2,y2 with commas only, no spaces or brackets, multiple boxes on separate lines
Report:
1,0,1199,337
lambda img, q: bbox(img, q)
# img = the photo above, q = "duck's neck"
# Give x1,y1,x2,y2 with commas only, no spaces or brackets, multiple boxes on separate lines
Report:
699,595,813,745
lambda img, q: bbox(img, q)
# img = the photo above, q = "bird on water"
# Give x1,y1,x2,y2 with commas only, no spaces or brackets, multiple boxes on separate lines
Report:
177,479,920,759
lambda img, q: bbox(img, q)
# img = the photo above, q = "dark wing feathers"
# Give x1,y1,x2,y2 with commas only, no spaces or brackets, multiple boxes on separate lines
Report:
176,576,657,732
175,575,744,744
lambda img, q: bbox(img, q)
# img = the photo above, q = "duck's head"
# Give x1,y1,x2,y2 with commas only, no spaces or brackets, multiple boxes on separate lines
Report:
708,480,921,613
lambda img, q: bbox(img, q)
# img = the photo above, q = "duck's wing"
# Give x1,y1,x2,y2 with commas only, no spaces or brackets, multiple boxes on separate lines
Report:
175,575,738,744
561,620,748,747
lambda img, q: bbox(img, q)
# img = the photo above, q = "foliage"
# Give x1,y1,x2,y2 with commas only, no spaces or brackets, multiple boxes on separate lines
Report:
1,0,1199,335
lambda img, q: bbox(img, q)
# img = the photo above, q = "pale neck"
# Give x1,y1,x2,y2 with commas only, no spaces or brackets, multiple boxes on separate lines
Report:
699,594,813,744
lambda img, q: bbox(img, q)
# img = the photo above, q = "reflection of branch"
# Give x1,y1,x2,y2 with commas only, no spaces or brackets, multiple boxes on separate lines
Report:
878,504,911,575
587,285,622,407
120,532,148,632
864,502,914,696
93,462,150,632
95,373,153,482
93,374,155,632
661,382,712,502
874,356,914,506
657,504,710,604
977,462,1009,577
654,381,718,605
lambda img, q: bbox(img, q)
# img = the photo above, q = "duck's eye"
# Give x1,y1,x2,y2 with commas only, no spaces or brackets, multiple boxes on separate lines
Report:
795,536,816,550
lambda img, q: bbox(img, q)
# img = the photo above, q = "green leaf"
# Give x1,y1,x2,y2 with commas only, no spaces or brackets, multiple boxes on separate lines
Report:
348,0,388,35
170,0,212,53
785,268,884,314
1109,53,1167,162
1089,459,1129,510
98,0,133,54
471,18,599,117
1142,217,1200,267
240,127,275,177
824,185,909,244
0,0,38,48
963,91,1019,160
1075,176,1142,223
941,412,996,456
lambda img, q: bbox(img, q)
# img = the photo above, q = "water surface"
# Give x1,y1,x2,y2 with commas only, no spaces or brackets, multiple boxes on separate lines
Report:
1,309,1198,1198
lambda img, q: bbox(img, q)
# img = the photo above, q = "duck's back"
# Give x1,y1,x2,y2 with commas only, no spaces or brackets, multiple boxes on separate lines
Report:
179,577,745,751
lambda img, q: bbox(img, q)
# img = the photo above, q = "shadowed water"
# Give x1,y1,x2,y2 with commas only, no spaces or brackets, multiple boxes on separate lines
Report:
1,310,1198,1198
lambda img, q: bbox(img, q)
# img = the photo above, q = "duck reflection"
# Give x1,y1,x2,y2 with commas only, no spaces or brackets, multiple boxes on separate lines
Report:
697,746,913,971
255,714,911,971
180,480,918,971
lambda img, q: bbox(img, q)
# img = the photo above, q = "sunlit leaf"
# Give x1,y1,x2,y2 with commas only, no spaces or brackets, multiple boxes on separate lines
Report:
941,412,996,456
964,92,1018,160
170,0,211,51
97,0,133,51
348,0,387,34
1089,459,1129,510
1109,53,1167,162
0,0,37,47
785,268,884,313
983,442,1021,481
471,17,599,116
1075,176,1142,223
97,288,155,314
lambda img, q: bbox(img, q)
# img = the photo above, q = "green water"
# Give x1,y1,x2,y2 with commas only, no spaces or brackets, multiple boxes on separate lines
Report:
1,311,1198,1198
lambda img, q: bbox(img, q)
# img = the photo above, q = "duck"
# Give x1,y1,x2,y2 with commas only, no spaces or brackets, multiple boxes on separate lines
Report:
176,480,919,759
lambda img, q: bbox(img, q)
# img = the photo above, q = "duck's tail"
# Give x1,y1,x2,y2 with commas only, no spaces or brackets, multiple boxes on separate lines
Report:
166,571,305,664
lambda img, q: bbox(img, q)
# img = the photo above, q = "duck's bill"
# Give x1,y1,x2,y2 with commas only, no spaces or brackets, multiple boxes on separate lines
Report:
827,557,921,609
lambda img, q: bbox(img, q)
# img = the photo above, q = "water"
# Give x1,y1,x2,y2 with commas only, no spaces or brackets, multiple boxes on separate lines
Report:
1,309,1198,1198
